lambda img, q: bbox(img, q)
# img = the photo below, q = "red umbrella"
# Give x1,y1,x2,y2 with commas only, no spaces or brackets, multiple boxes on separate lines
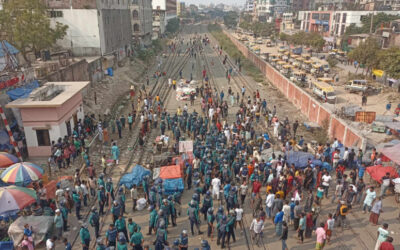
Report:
0,152,19,168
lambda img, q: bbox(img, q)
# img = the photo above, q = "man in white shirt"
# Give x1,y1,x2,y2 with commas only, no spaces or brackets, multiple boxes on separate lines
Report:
282,200,291,224
321,172,332,198
192,157,200,171
46,236,56,250
130,184,138,211
208,107,215,120
265,191,275,219
211,176,221,200
235,206,244,230
333,149,340,169
343,147,349,166
250,217,264,245
240,182,248,205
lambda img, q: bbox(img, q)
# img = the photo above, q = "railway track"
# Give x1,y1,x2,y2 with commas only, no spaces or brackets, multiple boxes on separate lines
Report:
69,24,196,248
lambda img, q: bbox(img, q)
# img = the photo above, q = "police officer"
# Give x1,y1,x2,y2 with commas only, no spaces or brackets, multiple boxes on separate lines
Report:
105,178,114,205
217,215,227,248
167,196,177,226
115,214,128,240
147,205,157,235
105,224,118,248
117,187,126,214
111,200,122,223
89,206,100,238
154,221,167,250
201,240,211,250
59,201,68,232
72,190,82,220
202,191,213,220
226,210,236,245
79,223,91,250
179,230,188,250
207,207,215,237
187,200,203,235
97,185,106,215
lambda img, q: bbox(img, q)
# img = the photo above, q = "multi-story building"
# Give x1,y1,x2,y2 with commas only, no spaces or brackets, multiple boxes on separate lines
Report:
130,0,153,47
45,0,132,59
359,0,400,10
177,1,185,16
255,0,289,22
299,10,400,37
153,0,177,27
153,8,166,39
245,0,254,13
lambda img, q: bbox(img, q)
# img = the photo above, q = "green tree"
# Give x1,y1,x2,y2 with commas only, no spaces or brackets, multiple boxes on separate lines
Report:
223,11,238,28
379,47,400,79
348,37,380,74
0,0,68,65
166,18,180,34
251,22,275,37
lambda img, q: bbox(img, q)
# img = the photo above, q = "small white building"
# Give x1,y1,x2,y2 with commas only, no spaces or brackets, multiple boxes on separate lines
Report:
6,82,89,157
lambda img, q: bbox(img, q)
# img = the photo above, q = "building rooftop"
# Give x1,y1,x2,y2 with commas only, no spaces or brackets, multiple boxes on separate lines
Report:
6,81,89,108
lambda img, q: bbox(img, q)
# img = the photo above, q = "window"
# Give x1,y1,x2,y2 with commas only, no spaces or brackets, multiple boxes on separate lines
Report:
360,15,367,21
133,23,140,32
312,13,319,20
49,11,63,18
132,0,138,4
36,129,50,146
321,13,330,20
342,13,347,23
132,10,139,19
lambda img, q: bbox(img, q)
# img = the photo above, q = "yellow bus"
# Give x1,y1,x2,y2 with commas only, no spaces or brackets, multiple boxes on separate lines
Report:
312,81,336,103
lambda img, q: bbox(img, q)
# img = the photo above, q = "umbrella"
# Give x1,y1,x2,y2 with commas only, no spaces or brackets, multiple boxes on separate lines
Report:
0,152,19,168
0,185,37,216
1,162,44,186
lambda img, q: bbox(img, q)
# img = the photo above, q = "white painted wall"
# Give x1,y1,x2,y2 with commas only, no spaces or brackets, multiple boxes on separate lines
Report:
24,127,38,147
51,9,101,50
153,0,166,10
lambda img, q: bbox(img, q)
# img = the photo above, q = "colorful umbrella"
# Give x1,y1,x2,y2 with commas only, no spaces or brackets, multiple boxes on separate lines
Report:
1,162,44,186
0,152,19,168
0,185,37,215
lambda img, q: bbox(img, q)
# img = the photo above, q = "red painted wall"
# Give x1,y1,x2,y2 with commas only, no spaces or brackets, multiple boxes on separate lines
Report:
223,30,364,148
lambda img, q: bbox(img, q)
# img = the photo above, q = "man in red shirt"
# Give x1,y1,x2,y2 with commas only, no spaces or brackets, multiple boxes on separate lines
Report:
252,178,262,197
380,237,394,250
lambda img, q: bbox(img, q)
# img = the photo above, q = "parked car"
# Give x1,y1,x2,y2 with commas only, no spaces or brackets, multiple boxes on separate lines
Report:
345,80,369,93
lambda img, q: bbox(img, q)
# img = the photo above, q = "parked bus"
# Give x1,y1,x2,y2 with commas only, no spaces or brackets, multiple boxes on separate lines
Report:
312,81,336,103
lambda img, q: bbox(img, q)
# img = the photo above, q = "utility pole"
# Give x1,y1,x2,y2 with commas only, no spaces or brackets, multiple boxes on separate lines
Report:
370,12,374,34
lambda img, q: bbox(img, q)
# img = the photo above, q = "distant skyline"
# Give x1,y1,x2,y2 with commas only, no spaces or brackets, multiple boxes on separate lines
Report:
183,0,246,6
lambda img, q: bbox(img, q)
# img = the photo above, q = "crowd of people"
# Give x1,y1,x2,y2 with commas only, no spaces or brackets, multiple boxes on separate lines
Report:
16,33,396,250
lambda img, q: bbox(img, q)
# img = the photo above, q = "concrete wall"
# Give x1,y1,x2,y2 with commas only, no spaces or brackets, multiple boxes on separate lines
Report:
51,9,101,56
223,30,366,149
98,9,132,58
46,60,89,82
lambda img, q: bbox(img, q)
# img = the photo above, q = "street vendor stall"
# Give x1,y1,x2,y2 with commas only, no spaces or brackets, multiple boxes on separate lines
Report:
377,143,400,166
175,80,198,101
8,215,53,247
366,165,399,184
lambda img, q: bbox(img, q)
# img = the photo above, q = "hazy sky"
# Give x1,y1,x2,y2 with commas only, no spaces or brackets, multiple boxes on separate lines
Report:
183,0,246,6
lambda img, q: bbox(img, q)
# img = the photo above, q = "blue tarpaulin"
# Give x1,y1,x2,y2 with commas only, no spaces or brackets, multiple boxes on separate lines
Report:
6,80,39,100
286,151,314,169
163,178,184,194
0,41,19,57
119,165,150,189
